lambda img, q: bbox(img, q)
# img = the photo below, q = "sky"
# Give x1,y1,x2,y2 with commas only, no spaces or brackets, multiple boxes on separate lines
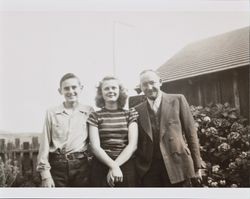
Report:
0,0,249,133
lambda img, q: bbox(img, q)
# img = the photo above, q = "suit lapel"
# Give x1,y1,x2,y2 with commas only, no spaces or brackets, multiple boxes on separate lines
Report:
160,93,171,140
138,101,153,141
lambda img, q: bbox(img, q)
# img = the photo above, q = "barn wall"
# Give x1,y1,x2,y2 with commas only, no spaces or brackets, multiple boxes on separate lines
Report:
238,66,249,120
161,66,249,121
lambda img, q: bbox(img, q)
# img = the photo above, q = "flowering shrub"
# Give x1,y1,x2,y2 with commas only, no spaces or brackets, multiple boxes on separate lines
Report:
191,103,250,187
0,158,19,187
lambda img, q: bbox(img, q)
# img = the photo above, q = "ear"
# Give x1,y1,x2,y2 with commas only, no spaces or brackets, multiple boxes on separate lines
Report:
159,78,163,86
139,83,143,90
58,88,62,95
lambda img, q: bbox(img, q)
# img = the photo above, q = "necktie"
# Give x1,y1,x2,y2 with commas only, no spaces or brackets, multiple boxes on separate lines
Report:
152,102,158,114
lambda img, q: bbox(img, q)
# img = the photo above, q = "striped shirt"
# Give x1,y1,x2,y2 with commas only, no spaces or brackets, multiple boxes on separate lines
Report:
87,108,138,159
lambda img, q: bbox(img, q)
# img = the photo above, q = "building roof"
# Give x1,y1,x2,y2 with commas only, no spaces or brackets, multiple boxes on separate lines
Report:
157,26,250,83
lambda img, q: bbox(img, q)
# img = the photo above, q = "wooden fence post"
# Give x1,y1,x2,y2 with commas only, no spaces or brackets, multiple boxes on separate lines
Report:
15,138,20,150
32,137,39,150
0,139,5,162
32,137,39,176
7,142,13,160
0,139,5,152
22,142,33,177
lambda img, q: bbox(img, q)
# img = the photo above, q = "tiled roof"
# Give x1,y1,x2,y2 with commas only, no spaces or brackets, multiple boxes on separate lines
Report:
157,26,250,82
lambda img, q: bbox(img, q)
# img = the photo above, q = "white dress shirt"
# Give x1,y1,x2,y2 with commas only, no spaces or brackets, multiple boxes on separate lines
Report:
147,91,162,113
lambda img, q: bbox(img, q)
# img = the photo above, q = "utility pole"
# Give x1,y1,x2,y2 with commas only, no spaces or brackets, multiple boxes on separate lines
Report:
112,21,135,76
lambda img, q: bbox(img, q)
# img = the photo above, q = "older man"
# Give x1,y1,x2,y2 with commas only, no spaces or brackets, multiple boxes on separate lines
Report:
134,70,202,187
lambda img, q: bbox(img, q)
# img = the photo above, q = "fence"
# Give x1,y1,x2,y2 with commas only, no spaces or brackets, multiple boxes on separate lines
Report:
0,137,39,179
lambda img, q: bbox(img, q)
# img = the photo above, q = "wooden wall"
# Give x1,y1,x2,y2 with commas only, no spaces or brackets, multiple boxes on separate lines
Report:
162,66,249,121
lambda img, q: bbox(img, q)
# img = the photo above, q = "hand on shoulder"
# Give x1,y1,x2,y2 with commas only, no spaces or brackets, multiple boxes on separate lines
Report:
129,107,139,118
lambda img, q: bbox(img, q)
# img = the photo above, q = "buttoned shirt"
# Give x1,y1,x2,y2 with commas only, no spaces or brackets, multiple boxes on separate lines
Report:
37,103,94,180
147,91,162,113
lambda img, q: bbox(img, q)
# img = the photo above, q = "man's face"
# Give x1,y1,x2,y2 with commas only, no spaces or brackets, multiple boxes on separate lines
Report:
140,72,162,100
101,79,120,103
59,78,82,103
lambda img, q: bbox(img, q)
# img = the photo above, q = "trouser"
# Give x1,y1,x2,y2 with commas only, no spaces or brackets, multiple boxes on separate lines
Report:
49,152,90,187
91,157,137,187
140,158,186,187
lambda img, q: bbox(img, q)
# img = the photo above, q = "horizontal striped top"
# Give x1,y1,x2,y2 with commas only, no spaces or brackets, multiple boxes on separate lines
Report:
87,108,138,159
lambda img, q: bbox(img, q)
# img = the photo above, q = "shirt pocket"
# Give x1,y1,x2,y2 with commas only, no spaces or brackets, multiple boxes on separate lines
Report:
168,136,182,154
168,119,179,125
52,123,66,138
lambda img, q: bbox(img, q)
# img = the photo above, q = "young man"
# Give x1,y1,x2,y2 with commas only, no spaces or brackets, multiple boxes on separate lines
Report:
134,70,202,187
37,73,94,187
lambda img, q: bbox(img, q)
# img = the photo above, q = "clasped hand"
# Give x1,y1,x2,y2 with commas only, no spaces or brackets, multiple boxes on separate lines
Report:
106,165,123,187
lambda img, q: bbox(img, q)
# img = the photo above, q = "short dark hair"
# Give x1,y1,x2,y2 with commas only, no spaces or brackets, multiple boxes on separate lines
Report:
95,76,128,109
59,73,81,88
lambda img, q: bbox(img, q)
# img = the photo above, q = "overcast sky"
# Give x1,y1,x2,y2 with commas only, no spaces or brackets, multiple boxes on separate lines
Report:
0,0,249,133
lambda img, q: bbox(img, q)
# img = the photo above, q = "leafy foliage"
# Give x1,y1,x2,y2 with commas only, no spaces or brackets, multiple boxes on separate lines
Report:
13,172,41,187
0,158,19,187
191,103,250,187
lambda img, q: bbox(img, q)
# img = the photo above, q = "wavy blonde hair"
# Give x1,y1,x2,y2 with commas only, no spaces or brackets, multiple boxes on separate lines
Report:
95,76,128,109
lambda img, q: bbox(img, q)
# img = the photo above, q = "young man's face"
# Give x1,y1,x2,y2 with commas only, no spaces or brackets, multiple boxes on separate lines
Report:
59,78,83,103
140,71,162,100
101,79,120,103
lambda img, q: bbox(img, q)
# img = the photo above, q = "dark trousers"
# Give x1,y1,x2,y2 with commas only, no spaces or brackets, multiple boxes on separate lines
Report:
140,158,186,187
49,154,90,187
91,158,137,187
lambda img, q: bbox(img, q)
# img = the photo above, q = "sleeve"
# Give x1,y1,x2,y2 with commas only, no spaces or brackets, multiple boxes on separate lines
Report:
179,94,201,170
89,106,95,114
36,110,52,180
127,107,139,126
87,112,99,127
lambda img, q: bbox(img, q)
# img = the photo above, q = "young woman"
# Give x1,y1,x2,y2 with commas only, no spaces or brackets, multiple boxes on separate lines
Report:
87,76,138,187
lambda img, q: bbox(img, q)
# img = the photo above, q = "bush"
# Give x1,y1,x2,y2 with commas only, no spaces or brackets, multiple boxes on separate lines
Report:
191,103,250,187
0,158,19,187
13,172,41,187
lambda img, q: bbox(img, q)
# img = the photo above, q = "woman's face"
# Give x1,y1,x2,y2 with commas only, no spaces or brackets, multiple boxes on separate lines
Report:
101,79,120,103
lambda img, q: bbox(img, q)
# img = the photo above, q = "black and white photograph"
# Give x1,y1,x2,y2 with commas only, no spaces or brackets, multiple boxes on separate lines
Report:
0,0,249,198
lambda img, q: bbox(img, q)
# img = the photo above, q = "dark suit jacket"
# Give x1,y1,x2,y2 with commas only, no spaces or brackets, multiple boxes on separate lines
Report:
135,92,201,184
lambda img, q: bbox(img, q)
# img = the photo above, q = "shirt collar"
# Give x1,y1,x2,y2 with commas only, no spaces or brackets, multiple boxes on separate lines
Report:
54,104,66,114
55,103,87,115
147,91,162,109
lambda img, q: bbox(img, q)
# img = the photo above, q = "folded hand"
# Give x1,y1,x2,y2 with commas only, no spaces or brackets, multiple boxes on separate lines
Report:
106,166,123,187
